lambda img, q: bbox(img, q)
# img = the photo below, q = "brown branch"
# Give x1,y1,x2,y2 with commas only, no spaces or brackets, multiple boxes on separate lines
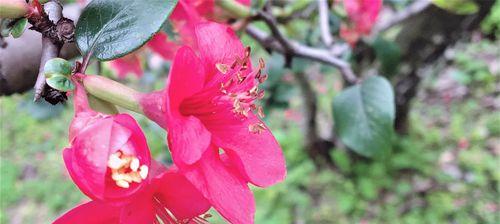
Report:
30,0,75,101
246,25,359,85
372,0,431,34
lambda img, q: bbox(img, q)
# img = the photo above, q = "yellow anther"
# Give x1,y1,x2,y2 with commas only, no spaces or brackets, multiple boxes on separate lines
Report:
139,165,149,179
107,151,148,189
130,158,140,172
116,180,130,188
216,63,229,74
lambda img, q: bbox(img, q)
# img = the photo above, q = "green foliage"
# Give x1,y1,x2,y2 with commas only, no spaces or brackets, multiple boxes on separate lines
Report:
432,0,479,15
75,0,178,60
46,74,74,91
481,0,500,37
43,58,74,91
10,17,27,38
372,36,401,77
333,76,395,157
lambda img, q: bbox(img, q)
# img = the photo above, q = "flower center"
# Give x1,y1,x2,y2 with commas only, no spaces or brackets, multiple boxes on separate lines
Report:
107,151,148,188
180,47,269,134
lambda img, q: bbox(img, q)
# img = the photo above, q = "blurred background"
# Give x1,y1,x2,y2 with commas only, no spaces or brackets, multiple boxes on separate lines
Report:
1,0,499,223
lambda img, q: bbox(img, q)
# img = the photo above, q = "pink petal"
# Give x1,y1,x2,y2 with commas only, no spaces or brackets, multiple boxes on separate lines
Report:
166,46,205,112
109,54,143,79
120,194,156,224
154,168,210,219
147,32,178,60
195,22,246,82
167,116,211,165
53,201,120,224
184,148,255,224
203,113,286,187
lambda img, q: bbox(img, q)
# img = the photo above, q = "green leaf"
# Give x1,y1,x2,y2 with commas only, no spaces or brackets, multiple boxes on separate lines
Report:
75,0,178,60
372,36,401,78
46,74,75,92
432,0,479,15
44,58,72,77
10,18,27,38
333,76,395,157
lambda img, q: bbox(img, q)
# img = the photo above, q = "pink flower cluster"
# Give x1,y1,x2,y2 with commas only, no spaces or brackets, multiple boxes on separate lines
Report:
54,1,286,224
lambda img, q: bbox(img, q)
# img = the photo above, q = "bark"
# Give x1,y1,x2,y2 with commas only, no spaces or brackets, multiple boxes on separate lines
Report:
0,4,80,96
393,1,495,133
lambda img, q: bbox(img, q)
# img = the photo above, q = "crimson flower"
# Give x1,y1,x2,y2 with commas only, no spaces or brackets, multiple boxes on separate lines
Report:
340,0,382,46
140,22,286,223
64,78,151,203
54,163,211,224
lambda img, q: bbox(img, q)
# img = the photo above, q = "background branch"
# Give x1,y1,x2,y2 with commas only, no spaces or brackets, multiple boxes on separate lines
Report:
246,25,358,85
318,0,333,47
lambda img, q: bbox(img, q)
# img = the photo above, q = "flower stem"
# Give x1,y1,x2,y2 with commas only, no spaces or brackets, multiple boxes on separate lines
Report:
82,75,142,114
216,0,251,18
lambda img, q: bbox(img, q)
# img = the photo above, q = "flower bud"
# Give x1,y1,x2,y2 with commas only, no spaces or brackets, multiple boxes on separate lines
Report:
0,0,30,19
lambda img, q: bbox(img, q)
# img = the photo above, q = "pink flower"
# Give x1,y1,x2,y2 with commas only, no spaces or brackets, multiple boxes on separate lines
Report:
54,164,211,224
108,54,143,79
140,22,286,223
64,77,151,203
341,0,382,46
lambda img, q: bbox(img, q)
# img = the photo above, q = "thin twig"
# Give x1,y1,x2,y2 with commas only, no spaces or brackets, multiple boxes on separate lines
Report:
255,11,294,53
246,25,358,85
33,1,63,101
318,0,333,46
372,0,431,34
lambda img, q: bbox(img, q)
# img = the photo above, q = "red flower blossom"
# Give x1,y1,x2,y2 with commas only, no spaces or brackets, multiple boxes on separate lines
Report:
54,163,211,224
108,54,144,79
139,22,286,223
64,78,151,203
107,0,252,77
340,0,382,46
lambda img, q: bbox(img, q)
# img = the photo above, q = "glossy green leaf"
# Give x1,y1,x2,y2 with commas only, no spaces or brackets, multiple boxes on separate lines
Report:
372,36,401,78
75,0,178,60
432,0,479,15
44,58,72,77
10,17,27,38
46,74,75,92
333,76,395,157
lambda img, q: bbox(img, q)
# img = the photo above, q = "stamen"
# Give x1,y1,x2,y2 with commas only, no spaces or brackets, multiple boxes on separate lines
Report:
249,123,266,134
215,63,229,74
107,151,148,188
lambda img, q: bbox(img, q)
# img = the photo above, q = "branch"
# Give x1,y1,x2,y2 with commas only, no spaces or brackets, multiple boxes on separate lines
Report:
318,0,333,46
372,0,431,34
255,11,294,53
30,0,75,101
246,25,358,85
33,1,63,101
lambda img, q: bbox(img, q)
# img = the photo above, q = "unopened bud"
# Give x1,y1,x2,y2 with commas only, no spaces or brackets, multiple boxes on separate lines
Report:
0,0,30,19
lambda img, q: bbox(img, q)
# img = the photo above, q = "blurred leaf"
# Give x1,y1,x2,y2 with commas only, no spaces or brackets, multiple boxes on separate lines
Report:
432,0,479,15
46,74,74,92
10,17,27,38
44,58,72,77
333,76,395,157
372,36,401,77
75,0,177,60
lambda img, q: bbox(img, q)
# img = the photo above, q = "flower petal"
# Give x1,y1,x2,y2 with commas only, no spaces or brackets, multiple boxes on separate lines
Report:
109,54,143,79
184,148,255,224
120,194,156,224
204,113,286,187
53,201,120,224
195,22,246,81
147,32,178,60
166,46,206,112
167,116,211,165
154,168,210,219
